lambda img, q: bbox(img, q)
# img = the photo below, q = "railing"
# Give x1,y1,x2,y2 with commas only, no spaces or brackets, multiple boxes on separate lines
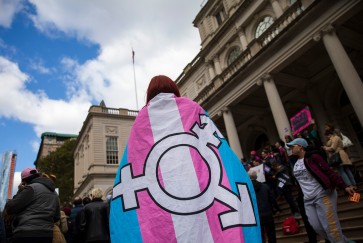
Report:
89,106,139,117
193,0,304,104
257,1,303,47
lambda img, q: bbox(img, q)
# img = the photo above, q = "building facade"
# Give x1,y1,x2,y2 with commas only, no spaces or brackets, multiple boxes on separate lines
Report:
35,132,78,166
176,0,363,165
73,104,137,199
0,151,17,211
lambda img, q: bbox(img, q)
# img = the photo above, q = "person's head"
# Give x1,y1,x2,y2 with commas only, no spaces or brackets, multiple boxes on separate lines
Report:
252,158,261,167
261,150,269,159
275,139,284,148
90,188,103,200
302,129,309,136
82,196,91,205
62,207,71,216
284,134,293,143
286,138,308,157
248,170,258,181
324,122,335,131
21,167,39,184
146,75,181,104
73,196,83,206
324,130,334,139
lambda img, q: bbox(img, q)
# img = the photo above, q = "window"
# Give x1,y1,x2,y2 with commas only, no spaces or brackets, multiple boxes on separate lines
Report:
227,46,241,66
215,8,226,26
106,136,118,164
255,16,274,38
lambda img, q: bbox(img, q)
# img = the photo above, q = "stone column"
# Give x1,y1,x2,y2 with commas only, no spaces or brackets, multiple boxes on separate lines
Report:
219,107,244,159
213,56,222,75
317,25,363,127
237,28,248,50
306,86,328,139
270,0,283,18
258,73,292,139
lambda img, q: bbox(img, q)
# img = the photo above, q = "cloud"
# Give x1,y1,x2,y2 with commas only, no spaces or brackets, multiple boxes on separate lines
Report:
31,140,40,153
29,58,52,74
0,0,23,28
26,0,202,109
0,0,203,140
0,56,90,136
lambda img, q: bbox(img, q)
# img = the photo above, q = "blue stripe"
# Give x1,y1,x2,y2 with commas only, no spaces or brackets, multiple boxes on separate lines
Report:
218,139,261,242
110,145,143,242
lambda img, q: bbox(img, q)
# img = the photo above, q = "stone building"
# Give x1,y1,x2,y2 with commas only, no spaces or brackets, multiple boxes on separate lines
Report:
35,132,78,166
73,103,137,198
176,0,363,164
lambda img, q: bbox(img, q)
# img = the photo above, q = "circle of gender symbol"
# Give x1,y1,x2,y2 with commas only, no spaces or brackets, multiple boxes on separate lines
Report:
144,132,222,214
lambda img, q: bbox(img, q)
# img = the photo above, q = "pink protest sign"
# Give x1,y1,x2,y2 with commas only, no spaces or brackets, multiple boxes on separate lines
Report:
290,106,312,135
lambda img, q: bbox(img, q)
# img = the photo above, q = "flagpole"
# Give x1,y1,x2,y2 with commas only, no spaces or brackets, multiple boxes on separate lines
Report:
132,48,139,110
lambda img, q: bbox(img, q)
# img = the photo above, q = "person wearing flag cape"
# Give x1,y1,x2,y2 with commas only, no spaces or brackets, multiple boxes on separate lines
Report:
110,75,261,242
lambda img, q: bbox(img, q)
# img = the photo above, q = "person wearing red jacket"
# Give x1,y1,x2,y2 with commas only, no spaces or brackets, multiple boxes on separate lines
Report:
287,138,355,243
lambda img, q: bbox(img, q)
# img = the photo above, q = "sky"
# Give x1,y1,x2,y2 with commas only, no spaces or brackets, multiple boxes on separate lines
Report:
0,0,204,189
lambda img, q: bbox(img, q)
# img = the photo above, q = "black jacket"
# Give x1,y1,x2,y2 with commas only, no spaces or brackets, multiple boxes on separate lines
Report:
80,198,110,242
5,177,60,239
252,180,280,222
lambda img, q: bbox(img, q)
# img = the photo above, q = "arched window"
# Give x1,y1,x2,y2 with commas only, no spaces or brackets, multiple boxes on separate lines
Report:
227,46,241,66
255,16,274,38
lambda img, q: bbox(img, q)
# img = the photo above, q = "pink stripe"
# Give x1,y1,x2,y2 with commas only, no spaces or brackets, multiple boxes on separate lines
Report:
128,107,176,242
175,98,245,242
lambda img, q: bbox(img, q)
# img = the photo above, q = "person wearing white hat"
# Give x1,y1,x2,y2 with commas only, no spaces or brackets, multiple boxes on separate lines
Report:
5,167,60,243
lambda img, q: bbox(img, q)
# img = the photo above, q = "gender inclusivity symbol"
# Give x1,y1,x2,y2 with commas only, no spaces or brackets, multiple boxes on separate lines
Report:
113,114,256,229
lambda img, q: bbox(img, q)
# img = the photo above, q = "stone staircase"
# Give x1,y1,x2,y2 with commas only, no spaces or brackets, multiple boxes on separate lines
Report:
274,183,363,243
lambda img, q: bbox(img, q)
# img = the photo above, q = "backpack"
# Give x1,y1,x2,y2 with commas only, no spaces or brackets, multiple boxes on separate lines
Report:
282,216,300,235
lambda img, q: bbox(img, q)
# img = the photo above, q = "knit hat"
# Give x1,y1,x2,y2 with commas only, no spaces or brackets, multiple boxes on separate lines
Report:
21,167,39,180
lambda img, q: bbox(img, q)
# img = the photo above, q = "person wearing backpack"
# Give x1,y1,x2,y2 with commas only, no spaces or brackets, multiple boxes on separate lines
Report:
287,138,355,243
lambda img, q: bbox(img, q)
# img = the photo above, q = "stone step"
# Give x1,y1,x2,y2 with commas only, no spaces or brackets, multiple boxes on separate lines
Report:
272,183,363,242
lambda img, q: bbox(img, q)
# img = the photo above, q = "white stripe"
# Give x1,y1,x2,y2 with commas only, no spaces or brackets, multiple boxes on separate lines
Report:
148,93,214,243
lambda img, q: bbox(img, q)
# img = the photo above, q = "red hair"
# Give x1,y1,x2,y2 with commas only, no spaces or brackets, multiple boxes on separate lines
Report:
146,75,180,104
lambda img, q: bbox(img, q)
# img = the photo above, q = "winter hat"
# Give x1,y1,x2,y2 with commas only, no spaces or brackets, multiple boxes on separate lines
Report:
21,167,39,180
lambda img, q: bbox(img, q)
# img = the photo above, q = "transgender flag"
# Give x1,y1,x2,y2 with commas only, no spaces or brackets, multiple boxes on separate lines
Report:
110,93,261,243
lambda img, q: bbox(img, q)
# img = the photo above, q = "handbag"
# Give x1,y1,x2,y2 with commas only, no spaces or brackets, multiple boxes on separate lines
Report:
341,133,353,148
328,153,342,167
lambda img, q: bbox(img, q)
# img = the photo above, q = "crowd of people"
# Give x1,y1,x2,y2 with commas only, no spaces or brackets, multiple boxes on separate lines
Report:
244,121,358,243
0,167,111,243
0,75,359,243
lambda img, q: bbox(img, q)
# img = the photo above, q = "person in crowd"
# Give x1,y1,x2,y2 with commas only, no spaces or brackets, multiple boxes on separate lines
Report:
261,150,277,199
109,75,261,242
287,138,355,242
249,170,280,243
0,210,6,243
62,207,73,243
80,188,110,243
323,130,357,189
271,162,301,219
275,139,289,166
5,167,60,243
324,122,341,137
70,197,83,221
82,196,91,206
241,157,251,171
70,197,83,243
2,204,13,242
43,173,67,243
